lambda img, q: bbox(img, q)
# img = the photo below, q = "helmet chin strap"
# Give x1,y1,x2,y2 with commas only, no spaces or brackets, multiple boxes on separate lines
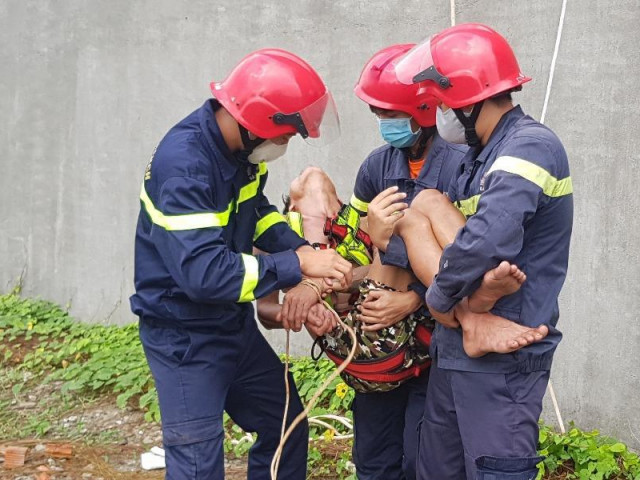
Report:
238,123,266,154
453,101,484,147
404,126,437,160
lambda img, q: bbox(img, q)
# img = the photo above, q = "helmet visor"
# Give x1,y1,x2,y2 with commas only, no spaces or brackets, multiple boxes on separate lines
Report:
395,37,437,85
299,91,340,146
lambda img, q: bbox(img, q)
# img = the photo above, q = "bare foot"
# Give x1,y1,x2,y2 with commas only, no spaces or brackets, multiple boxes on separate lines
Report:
456,300,548,358
468,261,526,313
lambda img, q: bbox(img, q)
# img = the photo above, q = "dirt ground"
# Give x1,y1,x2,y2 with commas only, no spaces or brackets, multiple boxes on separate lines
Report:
0,380,248,480
0,443,248,480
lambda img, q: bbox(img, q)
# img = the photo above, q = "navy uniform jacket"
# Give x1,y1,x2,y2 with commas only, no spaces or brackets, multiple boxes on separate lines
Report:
349,134,468,214
351,134,467,300
428,106,573,373
130,100,306,330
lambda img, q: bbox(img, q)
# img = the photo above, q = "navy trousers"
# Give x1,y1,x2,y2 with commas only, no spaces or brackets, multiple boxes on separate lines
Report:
352,370,430,480
416,364,547,480
139,315,308,480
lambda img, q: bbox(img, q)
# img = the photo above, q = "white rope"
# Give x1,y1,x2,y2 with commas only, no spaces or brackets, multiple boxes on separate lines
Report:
311,414,353,430
539,0,569,435
547,380,565,434
539,0,568,124
308,418,341,433
450,0,456,26
279,331,291,445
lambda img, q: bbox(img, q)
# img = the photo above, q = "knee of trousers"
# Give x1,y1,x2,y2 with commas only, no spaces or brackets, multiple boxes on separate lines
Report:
475,455,543,480
162,416,224,479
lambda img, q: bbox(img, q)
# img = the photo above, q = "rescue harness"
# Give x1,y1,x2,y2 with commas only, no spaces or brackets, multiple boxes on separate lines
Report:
285,203,374,266
321,323,432,387
285,206,433,391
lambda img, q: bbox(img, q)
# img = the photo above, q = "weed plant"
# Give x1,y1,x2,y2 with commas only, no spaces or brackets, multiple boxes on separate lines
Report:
1,291,639,479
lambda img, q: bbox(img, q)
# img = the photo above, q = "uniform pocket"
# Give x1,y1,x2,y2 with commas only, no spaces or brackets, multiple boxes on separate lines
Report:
165,327,193,366
162,416,224,479
475,455,543,480
163,416,223,447
502,371,549,404
140,322,193,368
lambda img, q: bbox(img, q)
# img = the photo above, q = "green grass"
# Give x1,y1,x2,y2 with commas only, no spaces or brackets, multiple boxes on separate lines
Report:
1,290,639,479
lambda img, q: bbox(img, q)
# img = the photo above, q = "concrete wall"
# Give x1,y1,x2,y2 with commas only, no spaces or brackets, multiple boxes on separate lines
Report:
2,0,639,449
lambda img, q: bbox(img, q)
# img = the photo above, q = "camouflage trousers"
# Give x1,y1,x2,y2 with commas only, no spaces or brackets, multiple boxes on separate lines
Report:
322,279,434,393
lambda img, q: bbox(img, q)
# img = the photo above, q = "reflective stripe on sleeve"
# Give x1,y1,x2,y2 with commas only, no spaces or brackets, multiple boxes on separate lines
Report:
488,156,573,197
142,163,269,230
350,194,369,213
140,183,232,230
253,211,287,241
455,194,481,218
285,212,304,238
238,254,259,302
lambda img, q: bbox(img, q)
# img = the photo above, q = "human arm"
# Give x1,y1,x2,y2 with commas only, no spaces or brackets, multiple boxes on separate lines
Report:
253,193,308,253
256,290,283,329
349,158,377,215
145,175,302,303
365,186,408,251
348,265,369,292
256,280,337,335
358,289,422,331
304,303,338,337
426,138,569,314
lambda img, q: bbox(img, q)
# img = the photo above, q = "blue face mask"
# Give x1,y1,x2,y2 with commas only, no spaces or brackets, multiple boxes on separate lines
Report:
377,117,420,148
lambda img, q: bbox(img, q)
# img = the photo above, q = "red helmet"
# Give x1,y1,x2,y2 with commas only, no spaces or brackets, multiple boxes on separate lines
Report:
396,23,531,108
354,44,437,127
211,48,339,143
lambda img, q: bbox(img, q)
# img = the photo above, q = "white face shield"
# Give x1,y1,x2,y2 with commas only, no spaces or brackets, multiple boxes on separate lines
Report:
395,37,450,90
272,91,341,147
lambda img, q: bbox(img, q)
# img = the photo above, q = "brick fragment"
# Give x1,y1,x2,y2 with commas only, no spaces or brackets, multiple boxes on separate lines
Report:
4,446,28,469
44,443,73,459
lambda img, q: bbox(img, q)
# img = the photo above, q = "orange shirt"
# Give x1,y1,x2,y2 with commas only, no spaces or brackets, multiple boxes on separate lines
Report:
409,158,425,179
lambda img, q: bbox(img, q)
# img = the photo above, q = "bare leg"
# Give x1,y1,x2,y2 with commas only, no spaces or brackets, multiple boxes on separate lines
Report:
468,261,526,313
394,190,545,355
393,189,466,287
409,189,465,248
394,208,443,287
455,299,549,358
367,251,417,292
402,190,527,313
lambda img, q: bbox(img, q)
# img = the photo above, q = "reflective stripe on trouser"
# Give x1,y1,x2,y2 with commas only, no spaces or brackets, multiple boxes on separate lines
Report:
139,313,308,480
417,364,548,480
352,369,429,480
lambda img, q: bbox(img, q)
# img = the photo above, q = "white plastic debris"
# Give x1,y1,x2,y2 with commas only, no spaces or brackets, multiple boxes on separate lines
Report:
141,447,166,470
150,446,165,457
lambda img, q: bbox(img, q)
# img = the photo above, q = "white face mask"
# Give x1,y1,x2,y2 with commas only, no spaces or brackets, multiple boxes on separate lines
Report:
436,106,468,145
247,140,289,164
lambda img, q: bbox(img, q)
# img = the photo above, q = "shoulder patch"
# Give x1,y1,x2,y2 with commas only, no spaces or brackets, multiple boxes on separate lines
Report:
144,145,158,181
